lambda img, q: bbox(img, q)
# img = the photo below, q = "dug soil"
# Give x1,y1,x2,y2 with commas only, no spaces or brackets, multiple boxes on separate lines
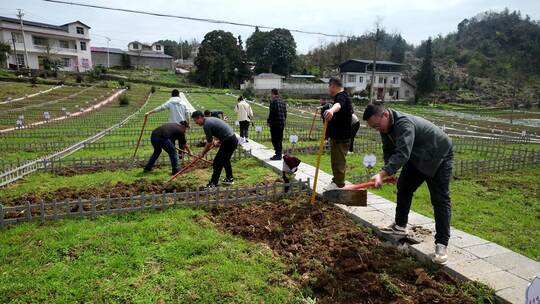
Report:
209,195,487,304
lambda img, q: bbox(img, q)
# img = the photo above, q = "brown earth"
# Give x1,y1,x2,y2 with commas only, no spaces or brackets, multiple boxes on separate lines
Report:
209,195,489,304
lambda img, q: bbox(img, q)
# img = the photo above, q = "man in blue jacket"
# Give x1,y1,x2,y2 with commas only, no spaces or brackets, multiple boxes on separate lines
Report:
363,101,453,265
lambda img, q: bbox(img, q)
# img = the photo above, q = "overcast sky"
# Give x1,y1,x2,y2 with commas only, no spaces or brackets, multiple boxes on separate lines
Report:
1,0,539,54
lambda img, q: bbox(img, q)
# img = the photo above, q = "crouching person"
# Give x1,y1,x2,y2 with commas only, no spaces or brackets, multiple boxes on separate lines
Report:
191,110,238,189
363,102,453,265
144,123,188,175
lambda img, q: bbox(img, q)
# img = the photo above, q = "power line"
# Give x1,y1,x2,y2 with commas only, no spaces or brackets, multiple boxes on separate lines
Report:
43,0,353,39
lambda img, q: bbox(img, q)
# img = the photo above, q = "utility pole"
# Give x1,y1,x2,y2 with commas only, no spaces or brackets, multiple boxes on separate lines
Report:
105,36,111,68
369,27,380,104
11,35,19,70
16,9,29,69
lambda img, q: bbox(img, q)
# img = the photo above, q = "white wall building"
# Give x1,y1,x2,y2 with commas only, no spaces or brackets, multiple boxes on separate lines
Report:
339,59,407,100
253,73,283,90
0,16,92,72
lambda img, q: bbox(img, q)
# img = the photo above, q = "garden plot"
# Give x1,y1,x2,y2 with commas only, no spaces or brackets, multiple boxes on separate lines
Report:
0,84,151,162
0,81,58,101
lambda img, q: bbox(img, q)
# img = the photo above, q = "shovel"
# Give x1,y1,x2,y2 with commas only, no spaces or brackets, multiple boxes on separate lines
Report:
323,176,397,206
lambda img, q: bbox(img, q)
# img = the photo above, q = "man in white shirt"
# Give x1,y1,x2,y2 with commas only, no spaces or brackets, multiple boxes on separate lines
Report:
234,96,254,142
145,89,190,127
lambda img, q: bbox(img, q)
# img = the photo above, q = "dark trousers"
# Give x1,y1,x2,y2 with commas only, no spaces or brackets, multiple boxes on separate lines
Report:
144,135,179,175
270,124,284,156
210,135,238,185
239,120,250,138
395,150,453,246
349,122,360,152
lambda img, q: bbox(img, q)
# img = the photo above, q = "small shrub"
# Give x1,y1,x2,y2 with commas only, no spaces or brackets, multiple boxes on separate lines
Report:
76,75,83,83
30,77,37,86
118,79,125,87
242,86,255,99
118,94,130,106
150,86,156,93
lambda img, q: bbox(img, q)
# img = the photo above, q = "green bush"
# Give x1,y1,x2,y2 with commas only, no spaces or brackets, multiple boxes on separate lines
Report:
118,79,125,87
150,86,156,93
118,94,130,106
241,86,255,99
76,75,83,83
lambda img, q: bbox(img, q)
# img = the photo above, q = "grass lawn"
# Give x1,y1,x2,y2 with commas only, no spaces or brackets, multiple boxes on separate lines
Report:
0,208,299,303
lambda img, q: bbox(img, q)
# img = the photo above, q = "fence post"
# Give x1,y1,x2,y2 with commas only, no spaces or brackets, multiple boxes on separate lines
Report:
40,201,45,223
26,202,32,222
0,204,3,229
91,198,96,219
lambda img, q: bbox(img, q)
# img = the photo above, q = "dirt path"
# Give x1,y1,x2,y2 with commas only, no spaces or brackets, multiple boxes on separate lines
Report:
210,195,486,304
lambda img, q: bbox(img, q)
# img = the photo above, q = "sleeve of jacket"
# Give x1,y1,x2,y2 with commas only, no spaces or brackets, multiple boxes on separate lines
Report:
248,104,253,118
234,104,239,113
382,120,415,176
267,101,275,124
381,133,392,165
153,100,170,112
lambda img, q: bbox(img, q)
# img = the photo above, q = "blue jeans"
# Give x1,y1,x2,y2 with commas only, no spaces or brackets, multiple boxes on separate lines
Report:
144,135,179,174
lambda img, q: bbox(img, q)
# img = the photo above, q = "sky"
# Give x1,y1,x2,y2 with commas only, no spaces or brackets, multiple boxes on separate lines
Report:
1,0,539,54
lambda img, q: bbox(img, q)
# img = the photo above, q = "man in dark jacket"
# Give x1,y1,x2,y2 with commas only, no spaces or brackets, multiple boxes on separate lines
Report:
322,77,353,190
363,102,453,265
267,88,287,160
144,123,188,175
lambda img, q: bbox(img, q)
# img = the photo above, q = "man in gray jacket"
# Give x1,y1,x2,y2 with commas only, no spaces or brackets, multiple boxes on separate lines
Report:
363,102,453,265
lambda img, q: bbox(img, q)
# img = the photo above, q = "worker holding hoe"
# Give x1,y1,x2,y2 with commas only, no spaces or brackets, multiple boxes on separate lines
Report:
145,89,190,128
143,122,189,176
322,77,353,191
363,101,453,265
191,110,238,189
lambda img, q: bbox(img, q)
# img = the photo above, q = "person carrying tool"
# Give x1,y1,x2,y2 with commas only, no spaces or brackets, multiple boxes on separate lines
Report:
145,89,190,128
362,101,453,265
143,122,188,175
191,110,238,189
204,109,225,119
267,88,287,160
235,95,254,143
322,77,353,191
319,99,359,154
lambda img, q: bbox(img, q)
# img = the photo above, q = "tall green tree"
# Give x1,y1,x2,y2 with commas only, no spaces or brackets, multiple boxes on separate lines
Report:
416,38,436,96
389,34,406,63
194,30,249,88
246,28,297,75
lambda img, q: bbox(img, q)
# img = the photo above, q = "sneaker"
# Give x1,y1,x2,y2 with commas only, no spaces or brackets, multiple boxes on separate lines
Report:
432,243,448,265
347,151,354,155
206,183,217,191
323,182,339,191
381,222,408,236
270,155,282,161
222,177,234,185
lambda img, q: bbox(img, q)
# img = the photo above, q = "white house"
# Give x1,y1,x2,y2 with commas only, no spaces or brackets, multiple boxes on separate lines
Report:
253,73,283,90
339,59,406,100
127,41,165,54
0,16,92,72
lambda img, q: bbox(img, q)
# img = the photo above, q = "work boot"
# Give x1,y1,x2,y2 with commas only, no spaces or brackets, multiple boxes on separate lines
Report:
322,182,339,191
270,155,282,161
432,243,448,265
222,177,234,185
381,222,408,236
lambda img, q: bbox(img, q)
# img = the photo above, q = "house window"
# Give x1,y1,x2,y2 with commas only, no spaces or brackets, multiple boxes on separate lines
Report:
80,41,87,51
359,76,363,83
33,36,48,46
81,58,89,68
16,54,25,66
11,32,23,43
378,77,383,84
132,43,139,50
62,58,71,67
392,77,399,84
59,40,69,49
347,75,356,83
155,45,161,50
76,27,84,34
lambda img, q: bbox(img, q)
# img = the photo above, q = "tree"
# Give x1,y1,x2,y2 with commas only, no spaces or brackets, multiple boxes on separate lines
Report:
246,28,297,75
416,38,436,96
194,30,249,88
0,41,11,67
389,34,406,63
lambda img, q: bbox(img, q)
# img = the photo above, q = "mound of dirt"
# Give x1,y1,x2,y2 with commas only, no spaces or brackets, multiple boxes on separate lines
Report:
209,196,479,304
